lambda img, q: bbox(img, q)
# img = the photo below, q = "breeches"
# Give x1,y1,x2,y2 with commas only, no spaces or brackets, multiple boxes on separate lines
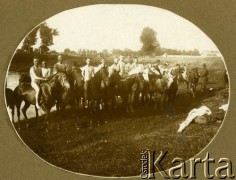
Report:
84,81,90,99
31,82,40,93
201,77,208,89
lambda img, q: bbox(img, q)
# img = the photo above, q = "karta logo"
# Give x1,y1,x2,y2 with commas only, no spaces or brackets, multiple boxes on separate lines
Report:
140,151,235,179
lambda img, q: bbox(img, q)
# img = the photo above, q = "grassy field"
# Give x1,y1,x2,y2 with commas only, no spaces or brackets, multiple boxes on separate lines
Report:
9,55,229,177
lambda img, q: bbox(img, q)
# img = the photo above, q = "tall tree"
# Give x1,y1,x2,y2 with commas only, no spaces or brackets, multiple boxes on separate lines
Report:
140,27,160,55
64,48,71,55
21,27,39,52
39,22,59,54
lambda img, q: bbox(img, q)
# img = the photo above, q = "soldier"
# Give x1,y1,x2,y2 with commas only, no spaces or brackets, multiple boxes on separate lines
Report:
118,55,126,77
200,63,209,92
125,58,133,74
81,58,95,108
109,58,120,76
131,57,139,70
41,61,51,78
53,55,67,74
29,58,46,109
98,58,108,69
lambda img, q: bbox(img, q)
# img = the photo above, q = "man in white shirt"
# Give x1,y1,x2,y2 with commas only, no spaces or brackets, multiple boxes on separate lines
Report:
118,55,126,77
41,61,51,78
109,58,120,77
131,57,139,70
125,58,133,75
29,58,46,109
81,58,95,108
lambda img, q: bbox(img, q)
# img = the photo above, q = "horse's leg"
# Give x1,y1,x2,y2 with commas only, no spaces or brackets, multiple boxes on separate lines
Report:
58,104,66,130
21,101,30,128
35,105,39,119
14,99,22,130
10,105,15,124
186,81,189,93
44,110,50,133
190,85,195,98
122,95,128,114
129,92,135,113
74,98,80,130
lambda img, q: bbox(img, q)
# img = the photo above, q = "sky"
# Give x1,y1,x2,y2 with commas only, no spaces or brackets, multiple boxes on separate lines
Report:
22,5,219,53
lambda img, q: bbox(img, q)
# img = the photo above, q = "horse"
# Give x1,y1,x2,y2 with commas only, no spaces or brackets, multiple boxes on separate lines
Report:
109,71,144,113
141,66,162,105
13,72,70,131
85,66,110,125
155,69,178,116
66,67,84,129
182,66,199,97
5,88,15,121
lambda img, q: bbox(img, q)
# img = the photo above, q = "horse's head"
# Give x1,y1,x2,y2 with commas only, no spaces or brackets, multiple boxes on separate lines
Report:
135,73,145,91
72,68,84,87
109,70,121,87
100,67,110,87
49,72,71,91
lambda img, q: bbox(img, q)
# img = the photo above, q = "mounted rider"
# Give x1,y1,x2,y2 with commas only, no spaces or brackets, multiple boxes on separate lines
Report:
29,58,47,109
109,58,120,77
53,55,67,74
41,61,51,78
118,55,126,77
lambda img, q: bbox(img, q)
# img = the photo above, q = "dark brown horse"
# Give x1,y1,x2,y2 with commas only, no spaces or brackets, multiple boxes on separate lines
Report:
5,88,15,121
14,72,70,131
182,67,199,97
109,71,144,113
65,67,84,129
88,66,110,110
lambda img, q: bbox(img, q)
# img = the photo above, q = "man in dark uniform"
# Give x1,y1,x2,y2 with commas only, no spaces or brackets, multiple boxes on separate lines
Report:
200,63,208,92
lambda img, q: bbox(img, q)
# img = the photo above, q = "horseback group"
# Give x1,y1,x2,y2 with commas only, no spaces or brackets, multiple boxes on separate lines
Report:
5,54,209,131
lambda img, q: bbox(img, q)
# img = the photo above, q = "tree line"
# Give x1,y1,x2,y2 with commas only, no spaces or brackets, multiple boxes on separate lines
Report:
21,22,58,54
20,25,200,57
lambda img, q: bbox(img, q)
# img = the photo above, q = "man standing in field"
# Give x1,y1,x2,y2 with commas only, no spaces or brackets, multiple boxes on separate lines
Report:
53,55,67,74
81,58,95,108
29,58,46,109
200,63,208,92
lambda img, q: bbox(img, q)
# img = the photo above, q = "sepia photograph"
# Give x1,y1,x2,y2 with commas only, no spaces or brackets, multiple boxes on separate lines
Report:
4,4,229,177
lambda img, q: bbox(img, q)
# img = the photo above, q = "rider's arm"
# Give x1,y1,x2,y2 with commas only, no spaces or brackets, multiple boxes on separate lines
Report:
53,64,58,74
30,68,45,81
91,67,95,77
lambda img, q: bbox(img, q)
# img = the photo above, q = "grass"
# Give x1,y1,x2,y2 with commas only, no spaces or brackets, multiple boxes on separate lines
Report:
16,87,228,177
9,55,228,177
